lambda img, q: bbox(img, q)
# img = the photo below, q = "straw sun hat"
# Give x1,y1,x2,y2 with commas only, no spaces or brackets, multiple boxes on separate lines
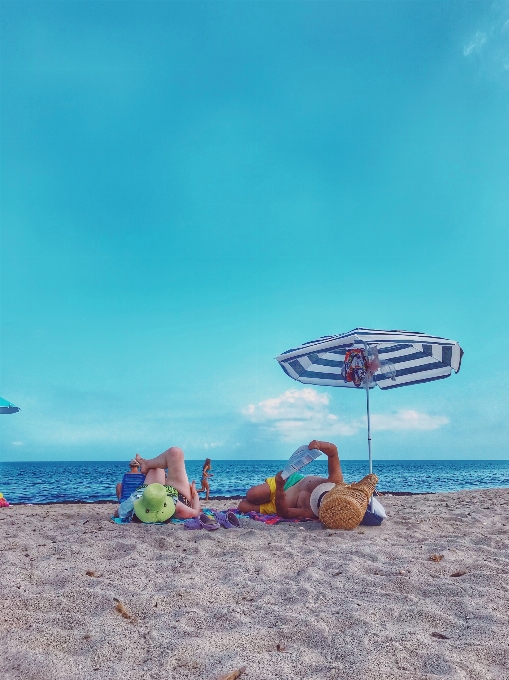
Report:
318,474,379,530
133,483,176,524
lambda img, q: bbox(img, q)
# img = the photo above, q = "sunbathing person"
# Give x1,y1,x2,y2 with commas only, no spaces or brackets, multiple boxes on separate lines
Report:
238,440,344,519
115,457,142,501
115,446,201,522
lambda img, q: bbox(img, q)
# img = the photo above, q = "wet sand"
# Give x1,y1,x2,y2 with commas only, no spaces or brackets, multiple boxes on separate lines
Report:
1,488,508,679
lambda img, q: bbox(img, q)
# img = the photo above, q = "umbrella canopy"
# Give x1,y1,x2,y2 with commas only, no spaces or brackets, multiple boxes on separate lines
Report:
276,328,463,390
276,328,463,473
0,397,20,414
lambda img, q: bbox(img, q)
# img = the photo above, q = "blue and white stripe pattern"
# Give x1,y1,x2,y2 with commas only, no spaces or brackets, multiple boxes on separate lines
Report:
276,328,463,390
0,397,20,414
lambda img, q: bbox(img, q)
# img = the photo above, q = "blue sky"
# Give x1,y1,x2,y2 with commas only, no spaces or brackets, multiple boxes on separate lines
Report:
1,1,508,462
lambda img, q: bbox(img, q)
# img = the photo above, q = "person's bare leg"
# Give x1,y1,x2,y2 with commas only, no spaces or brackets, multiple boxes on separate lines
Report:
246,482,271,505
136,447,193,501
136,449,172,475
204,480,210,502
236,482,272,513
144,469,165,485
116,482,122,501
238,498,262,513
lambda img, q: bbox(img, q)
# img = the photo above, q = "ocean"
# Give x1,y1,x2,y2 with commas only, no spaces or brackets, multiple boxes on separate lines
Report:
0,459,508,504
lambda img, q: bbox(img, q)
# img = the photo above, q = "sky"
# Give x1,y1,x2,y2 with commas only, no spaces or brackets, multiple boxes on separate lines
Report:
1,0,508,462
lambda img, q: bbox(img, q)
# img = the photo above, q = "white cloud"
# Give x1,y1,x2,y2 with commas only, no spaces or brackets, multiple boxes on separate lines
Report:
11,441,24,446
242,388,357,441
243,388,329,421
463,31,487,57
243,389,449,442
367,410,449,432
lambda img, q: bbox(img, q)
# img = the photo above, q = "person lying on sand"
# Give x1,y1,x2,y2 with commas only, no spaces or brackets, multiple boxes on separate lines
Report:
115,447,201,522
238,440,344,519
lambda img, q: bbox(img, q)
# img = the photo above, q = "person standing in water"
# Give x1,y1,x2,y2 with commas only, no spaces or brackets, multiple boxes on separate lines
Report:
197,458,213,501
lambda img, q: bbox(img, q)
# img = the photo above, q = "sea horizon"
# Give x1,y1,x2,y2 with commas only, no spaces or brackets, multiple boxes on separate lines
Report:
1,458,508,505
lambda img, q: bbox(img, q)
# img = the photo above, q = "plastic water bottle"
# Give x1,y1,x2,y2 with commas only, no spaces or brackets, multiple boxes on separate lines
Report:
118,494,135,519
281,445,323,480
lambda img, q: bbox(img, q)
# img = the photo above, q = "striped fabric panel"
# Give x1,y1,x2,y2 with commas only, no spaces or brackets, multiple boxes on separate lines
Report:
376,367,453,390
279,329,463,370
276,328,463,391
293,375,374,388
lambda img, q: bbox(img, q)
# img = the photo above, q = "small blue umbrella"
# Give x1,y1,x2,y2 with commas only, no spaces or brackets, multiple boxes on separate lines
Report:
276,328,463,473
0,397,20,414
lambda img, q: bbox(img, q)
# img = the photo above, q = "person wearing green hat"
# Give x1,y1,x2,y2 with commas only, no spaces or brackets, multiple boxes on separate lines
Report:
130,483,178,523
116,446,202,523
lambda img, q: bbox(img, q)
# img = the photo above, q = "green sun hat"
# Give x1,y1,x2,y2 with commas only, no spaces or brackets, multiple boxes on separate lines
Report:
133,483,176,523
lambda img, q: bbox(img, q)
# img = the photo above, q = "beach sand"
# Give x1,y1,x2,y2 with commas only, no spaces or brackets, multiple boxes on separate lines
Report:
1,488,508,680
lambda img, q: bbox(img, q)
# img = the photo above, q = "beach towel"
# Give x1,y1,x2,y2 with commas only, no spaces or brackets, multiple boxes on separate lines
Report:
244,511,317,525
110,508,217,525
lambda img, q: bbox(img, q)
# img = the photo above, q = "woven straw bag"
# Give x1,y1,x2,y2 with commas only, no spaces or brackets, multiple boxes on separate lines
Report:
319,474,379,530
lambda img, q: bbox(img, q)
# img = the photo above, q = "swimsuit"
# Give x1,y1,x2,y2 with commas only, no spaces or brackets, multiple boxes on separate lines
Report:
259,472,305,515
176,491,192,507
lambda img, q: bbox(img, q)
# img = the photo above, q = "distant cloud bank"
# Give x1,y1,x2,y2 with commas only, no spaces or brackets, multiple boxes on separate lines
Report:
243,388,449,442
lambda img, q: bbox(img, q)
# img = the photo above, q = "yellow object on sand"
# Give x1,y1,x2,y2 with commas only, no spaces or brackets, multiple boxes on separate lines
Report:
259,473,305,514
259,476,278,515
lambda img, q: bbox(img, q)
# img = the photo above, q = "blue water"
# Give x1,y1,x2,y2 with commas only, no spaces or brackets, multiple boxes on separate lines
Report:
0,459,508,504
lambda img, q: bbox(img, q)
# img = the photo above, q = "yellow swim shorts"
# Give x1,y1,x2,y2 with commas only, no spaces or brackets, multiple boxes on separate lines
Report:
259,473,305,515
259,476,278,515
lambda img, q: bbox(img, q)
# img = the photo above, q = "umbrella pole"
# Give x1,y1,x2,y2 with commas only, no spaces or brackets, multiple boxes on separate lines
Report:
361,340,373,475
365,379,372,474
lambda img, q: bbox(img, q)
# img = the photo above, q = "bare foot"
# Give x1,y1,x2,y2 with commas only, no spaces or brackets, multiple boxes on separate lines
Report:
135,453,149,475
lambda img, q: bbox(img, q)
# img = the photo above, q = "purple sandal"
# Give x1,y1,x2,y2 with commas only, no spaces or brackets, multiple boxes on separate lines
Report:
184,512,220,531
214,511,240,529
184,516,203,530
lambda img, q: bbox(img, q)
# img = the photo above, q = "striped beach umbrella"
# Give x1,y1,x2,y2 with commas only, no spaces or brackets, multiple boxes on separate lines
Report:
276,328,463,472
0,397,20,414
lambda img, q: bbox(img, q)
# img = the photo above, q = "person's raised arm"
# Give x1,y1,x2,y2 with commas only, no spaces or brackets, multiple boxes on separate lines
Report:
308,440,343,484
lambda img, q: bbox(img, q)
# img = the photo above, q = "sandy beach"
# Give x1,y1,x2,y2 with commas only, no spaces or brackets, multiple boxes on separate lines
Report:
1,488,508,680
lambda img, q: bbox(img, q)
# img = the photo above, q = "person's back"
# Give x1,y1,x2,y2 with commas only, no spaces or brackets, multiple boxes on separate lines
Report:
116,457,143,500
